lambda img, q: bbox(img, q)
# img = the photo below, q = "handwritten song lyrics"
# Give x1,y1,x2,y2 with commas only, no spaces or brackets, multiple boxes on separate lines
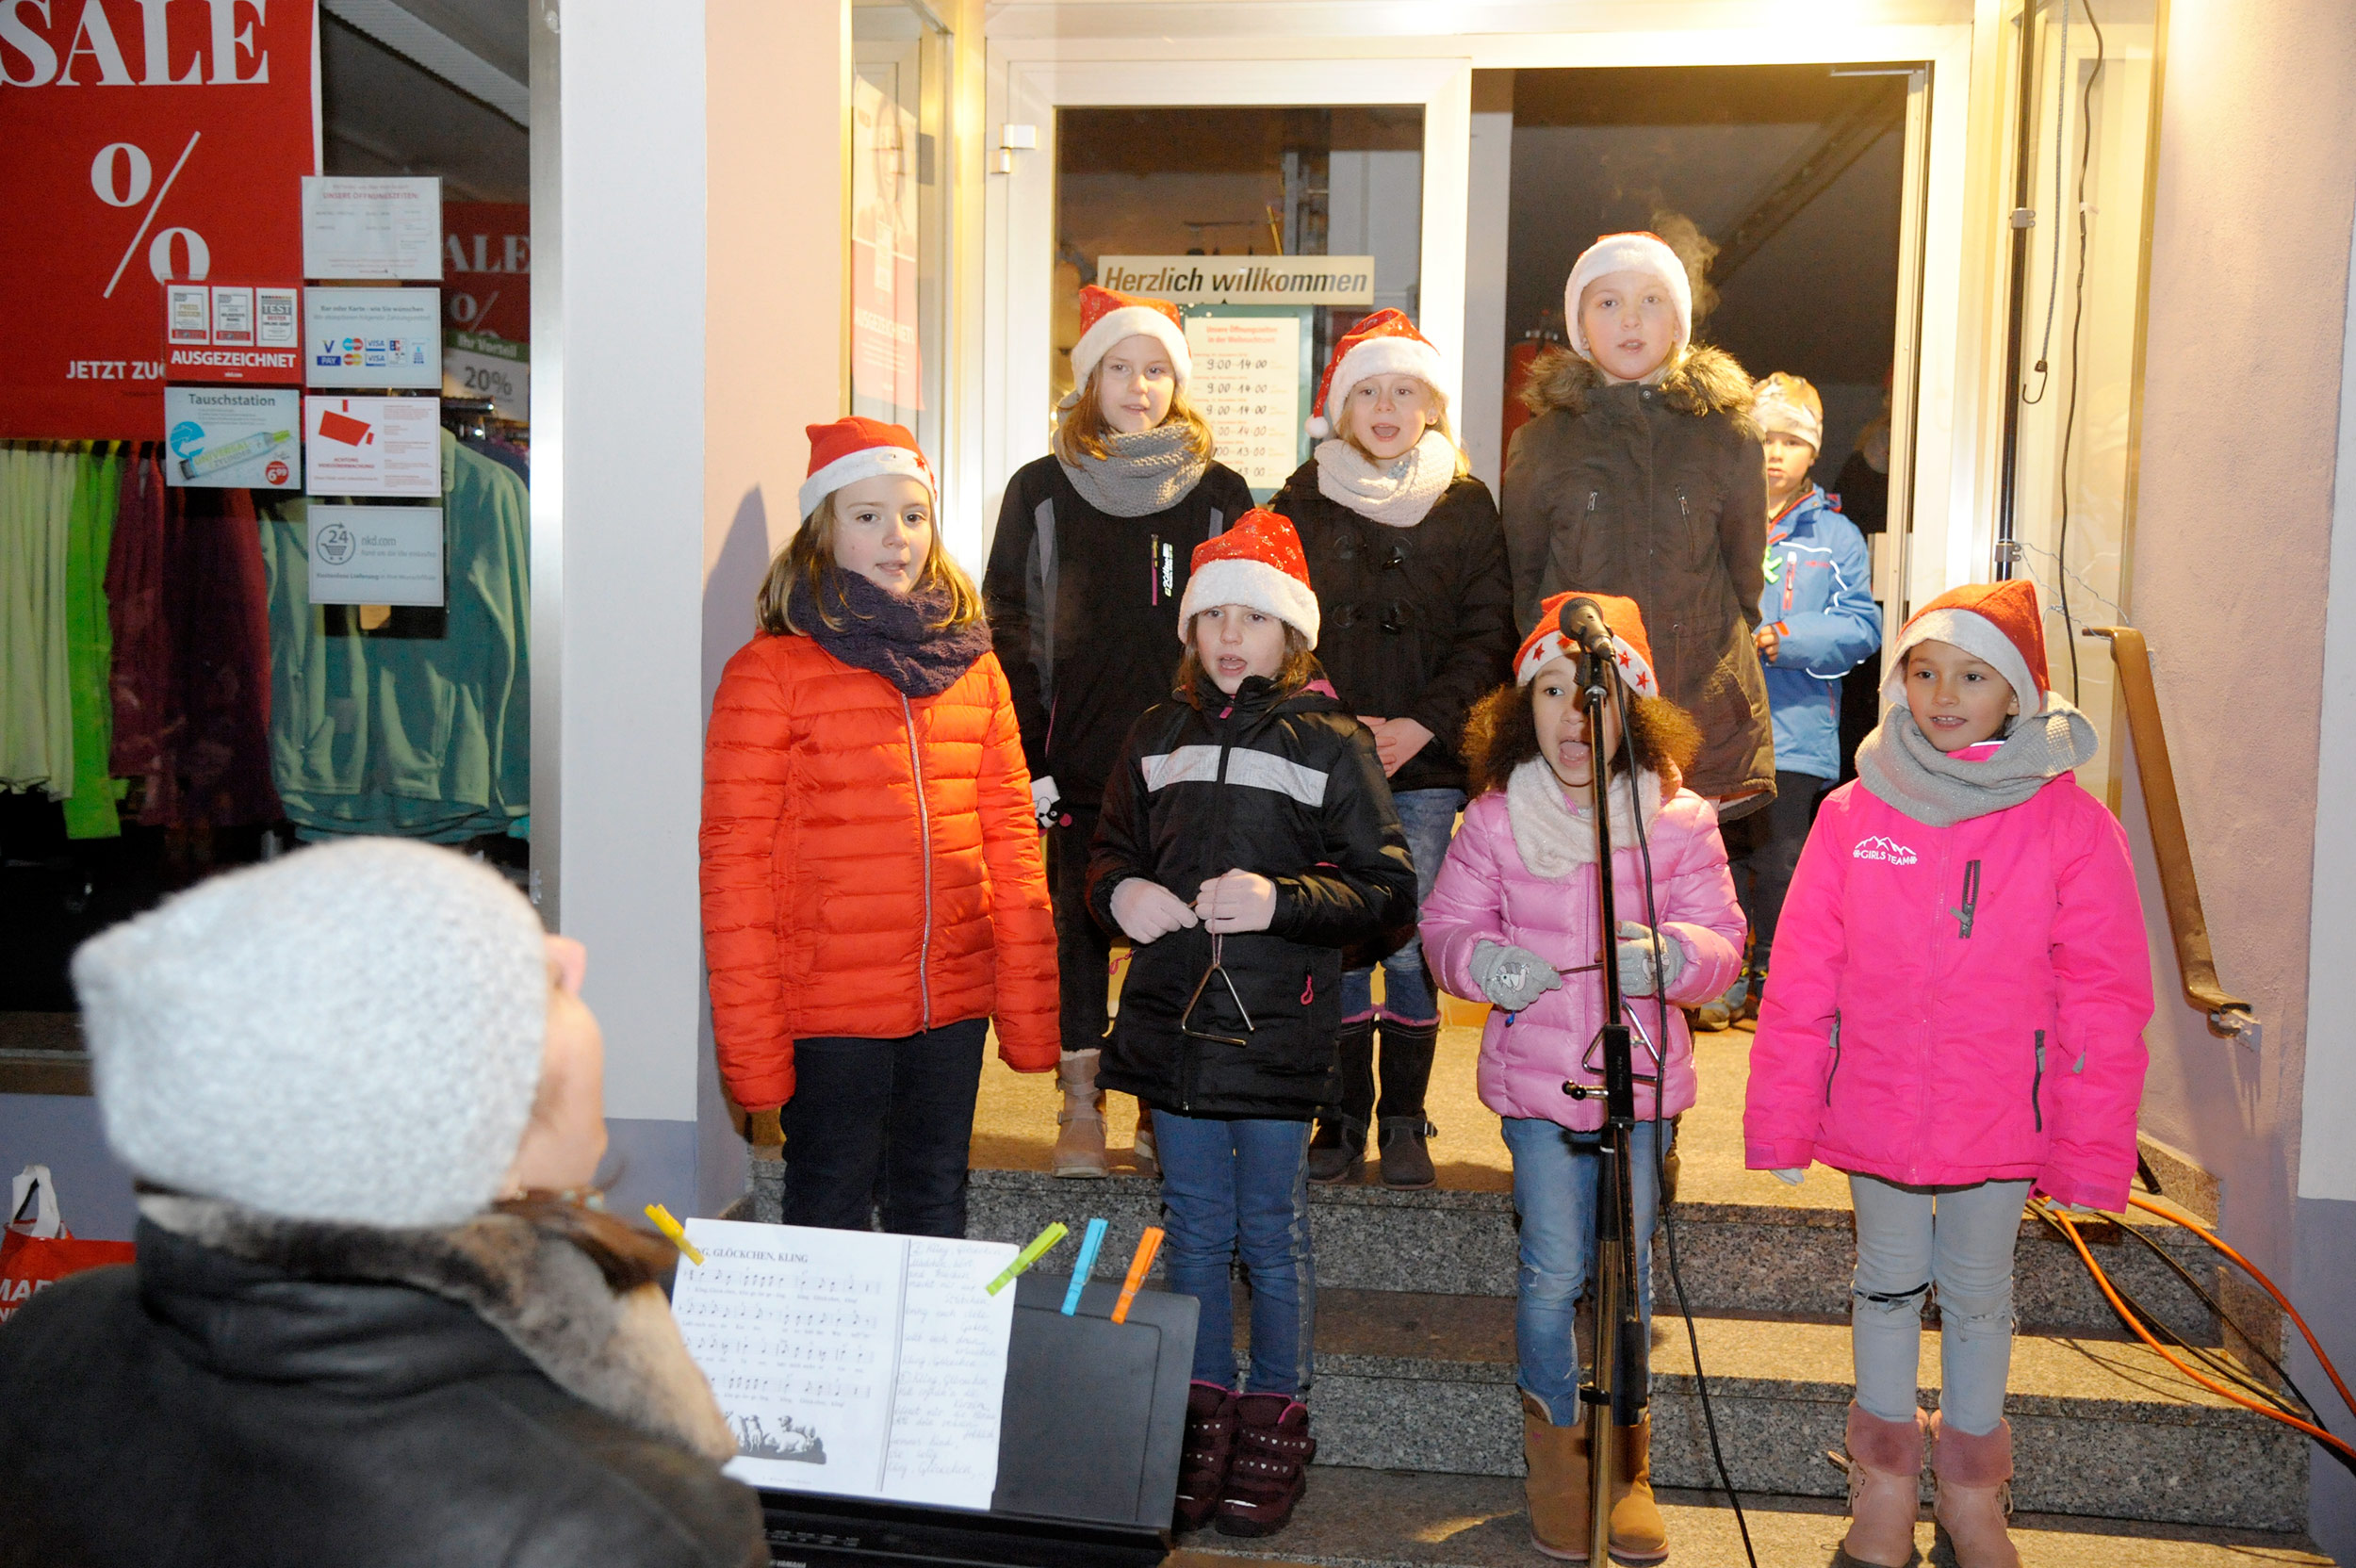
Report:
673,1219,1019,1511
1182,313,1303,493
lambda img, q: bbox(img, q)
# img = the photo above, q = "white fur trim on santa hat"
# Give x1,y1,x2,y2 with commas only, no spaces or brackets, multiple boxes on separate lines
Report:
1563,233,1693,363
798,445,936,521
1065,306,1192,406
1307,334,1448,439
1514,629,1659,696
1882,606,2044,718
1177,557,1321,649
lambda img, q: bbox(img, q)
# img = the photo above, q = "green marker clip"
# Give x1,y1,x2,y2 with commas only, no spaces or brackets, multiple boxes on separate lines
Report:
986,1221,1069,1295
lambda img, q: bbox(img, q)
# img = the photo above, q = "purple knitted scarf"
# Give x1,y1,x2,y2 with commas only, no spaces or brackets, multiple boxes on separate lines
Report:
788,569,990,698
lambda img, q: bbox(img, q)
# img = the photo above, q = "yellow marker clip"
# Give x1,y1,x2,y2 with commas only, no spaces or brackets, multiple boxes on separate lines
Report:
644,1203,706,1266
987,1221,1069,1295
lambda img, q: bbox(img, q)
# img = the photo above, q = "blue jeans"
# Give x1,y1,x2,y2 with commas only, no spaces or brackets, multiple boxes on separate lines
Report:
1500,1116,1672,1426
1340,787,1464,1025
1154,1111,1317,1396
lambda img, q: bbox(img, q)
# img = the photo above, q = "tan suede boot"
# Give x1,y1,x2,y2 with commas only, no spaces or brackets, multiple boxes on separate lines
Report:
1520,1392,1591,1561
1052,1050,1108,1178
1131,1102,1159,1178
1930,1412,2020,1568
1839,1402,1926,1567
1607,1415,1667,1563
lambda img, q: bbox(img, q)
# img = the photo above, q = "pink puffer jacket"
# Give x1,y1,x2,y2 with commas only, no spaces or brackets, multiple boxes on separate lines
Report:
1744,776,2151,1210
1422,772,1744,1130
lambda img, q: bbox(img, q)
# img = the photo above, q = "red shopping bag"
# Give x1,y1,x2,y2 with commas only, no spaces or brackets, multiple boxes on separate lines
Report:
2,1165,135,1325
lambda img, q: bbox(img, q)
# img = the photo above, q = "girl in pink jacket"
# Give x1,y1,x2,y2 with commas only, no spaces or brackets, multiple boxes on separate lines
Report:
1421,592,1743,1564
1744,580,2151,1568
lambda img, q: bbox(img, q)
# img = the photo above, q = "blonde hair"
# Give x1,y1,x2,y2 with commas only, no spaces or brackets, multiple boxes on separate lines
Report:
754,491,983,636
1052,362,1219,466
1330,374,1472,478
1172,616,1319,707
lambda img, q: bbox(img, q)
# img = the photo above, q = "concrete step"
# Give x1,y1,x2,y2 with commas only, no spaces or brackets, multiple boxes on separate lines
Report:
1165,1464,2331,1568
1286,1289,2307,1534
964,1168,2227,1346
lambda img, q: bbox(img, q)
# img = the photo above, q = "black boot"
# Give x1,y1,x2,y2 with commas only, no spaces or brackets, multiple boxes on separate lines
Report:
1374,1021,1439,1189
1306,1021,1374,1184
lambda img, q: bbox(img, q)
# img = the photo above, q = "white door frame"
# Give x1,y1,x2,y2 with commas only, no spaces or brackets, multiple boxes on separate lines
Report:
974,16,1981,612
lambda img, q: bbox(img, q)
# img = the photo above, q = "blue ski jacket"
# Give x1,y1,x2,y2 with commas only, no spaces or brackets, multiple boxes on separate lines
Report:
1758,484,1880,780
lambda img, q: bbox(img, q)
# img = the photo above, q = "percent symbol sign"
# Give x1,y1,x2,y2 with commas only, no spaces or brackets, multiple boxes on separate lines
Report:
95,132,205,299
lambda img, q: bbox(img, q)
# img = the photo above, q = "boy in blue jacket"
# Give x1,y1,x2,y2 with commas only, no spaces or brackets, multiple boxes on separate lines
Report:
1702,373,1882,1026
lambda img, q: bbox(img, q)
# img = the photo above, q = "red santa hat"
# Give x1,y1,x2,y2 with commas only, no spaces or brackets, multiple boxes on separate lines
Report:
1063,285,1192,408
1177,508,1319,648
799,417,937,522
1881,579,2050,717
1514,591,1660,697
1307,309,1448,439
1562,231,1693,363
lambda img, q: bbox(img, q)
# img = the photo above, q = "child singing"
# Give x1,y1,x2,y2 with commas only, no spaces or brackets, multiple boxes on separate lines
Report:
1088,509,1414,1539
701,418,1058,1238
1745,580,2151,1568
1420,591,1743,1564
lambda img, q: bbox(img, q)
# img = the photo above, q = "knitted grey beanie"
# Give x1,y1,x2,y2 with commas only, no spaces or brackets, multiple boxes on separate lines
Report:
72,838,551,1227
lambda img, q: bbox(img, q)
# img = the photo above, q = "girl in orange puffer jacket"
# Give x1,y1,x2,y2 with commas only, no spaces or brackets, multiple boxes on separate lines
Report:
700,418,1058,1237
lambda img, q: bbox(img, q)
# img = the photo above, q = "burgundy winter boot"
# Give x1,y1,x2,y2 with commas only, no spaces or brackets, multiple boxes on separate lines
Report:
1214,1394,1317,1537
1172,1381,1236,1530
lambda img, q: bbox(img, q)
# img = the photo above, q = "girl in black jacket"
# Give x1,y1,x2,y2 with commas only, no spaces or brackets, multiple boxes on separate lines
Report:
983,285,1255,1181
1088,510,1415,1539
1271,310,1514,1188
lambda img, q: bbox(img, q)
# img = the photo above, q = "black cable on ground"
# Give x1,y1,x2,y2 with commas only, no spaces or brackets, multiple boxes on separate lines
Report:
1612,678,1761,1568
2103,1208,2325,1418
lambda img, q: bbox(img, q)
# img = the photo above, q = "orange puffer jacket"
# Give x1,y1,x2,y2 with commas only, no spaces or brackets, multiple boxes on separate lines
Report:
700,631,1059,1111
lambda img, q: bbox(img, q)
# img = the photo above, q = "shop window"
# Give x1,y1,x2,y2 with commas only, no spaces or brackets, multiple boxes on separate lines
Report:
852,0,950,471
1054,106,1424,498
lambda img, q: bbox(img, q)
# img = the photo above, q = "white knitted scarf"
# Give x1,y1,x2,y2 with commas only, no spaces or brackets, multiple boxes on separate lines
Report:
1505,757,1663,879
1313,429,1457,528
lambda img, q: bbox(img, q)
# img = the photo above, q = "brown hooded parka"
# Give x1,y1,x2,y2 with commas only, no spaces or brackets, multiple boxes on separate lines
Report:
1500,343,1776,813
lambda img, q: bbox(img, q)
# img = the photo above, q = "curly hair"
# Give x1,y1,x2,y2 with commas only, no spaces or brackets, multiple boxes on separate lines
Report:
1461,679,1701,799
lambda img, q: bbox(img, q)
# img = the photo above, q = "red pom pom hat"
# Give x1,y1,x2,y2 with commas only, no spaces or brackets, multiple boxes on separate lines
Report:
1176,508,1320,648
1063,285,1192,408
1306,308,1448,439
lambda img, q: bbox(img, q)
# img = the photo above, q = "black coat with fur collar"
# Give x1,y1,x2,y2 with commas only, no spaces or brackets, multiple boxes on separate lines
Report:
0,1200,765,1568
1502,344,1776,811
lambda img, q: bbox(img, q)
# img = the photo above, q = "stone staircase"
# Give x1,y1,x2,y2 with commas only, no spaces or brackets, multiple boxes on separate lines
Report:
961,1028,2329,1564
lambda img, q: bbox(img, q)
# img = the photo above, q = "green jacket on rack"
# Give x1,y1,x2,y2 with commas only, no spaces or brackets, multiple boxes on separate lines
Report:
260,432,530,842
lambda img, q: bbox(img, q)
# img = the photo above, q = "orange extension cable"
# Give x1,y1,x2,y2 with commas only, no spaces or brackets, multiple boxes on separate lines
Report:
2034,1197,2356,1465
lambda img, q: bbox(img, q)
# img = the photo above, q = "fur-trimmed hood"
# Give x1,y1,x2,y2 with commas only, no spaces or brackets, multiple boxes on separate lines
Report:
1517,342,1757,433
138,1193,736,1462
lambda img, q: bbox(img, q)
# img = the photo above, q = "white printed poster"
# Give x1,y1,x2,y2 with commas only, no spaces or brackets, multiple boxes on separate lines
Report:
305,396,441,498
303,176,443,281
442,329,530,422
1183,312,1306,494
307,505,445,607
305,288,443,389
163,386,301,490
672,1218,1018,1511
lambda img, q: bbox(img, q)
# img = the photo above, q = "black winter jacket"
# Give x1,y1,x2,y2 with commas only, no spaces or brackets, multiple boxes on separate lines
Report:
1270,464,1514,795
983,454,1256,809
1088,674,1416,1119
0,1198,765,1568
1502,344,1775,811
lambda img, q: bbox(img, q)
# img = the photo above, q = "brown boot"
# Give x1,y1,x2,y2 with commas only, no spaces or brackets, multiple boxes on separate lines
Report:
1521,1391,1591,1560
1052,1050,1108,1178
1607,1414,1668,1563
1930,1412,2019,1568
1839,1402,1926,1567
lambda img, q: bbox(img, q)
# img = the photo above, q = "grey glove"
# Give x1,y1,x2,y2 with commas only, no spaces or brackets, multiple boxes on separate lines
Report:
1613,922,1686,998
1772,1168,1805,1186
1470,939,1563,1012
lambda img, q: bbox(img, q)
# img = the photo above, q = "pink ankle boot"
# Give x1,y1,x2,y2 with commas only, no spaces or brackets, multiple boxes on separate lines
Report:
1929,1412,2020,1568
1838,1403,1925,1567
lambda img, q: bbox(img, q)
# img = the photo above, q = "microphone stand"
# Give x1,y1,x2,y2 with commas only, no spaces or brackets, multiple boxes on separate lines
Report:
1561,642,1648,1566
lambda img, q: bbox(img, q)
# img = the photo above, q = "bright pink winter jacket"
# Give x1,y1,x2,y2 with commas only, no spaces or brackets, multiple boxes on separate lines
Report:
1743,775,2152,1210
1421,770,1744,1130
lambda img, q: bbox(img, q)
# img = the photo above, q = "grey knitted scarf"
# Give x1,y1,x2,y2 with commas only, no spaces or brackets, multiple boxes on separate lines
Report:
1057,423,1210,517
1854,698,2099,827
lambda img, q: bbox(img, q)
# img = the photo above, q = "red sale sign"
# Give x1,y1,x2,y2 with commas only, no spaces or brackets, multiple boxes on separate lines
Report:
0,0,319,438
442,201,530,348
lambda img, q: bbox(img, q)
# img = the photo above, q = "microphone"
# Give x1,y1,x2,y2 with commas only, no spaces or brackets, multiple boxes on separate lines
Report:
1557,596,1616,661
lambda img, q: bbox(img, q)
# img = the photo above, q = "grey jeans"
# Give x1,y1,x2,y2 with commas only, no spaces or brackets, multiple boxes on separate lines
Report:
1847,1173,2032,1437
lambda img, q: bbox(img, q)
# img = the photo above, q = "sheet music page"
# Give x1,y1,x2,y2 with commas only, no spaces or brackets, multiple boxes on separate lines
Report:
672,1219,1017,1510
